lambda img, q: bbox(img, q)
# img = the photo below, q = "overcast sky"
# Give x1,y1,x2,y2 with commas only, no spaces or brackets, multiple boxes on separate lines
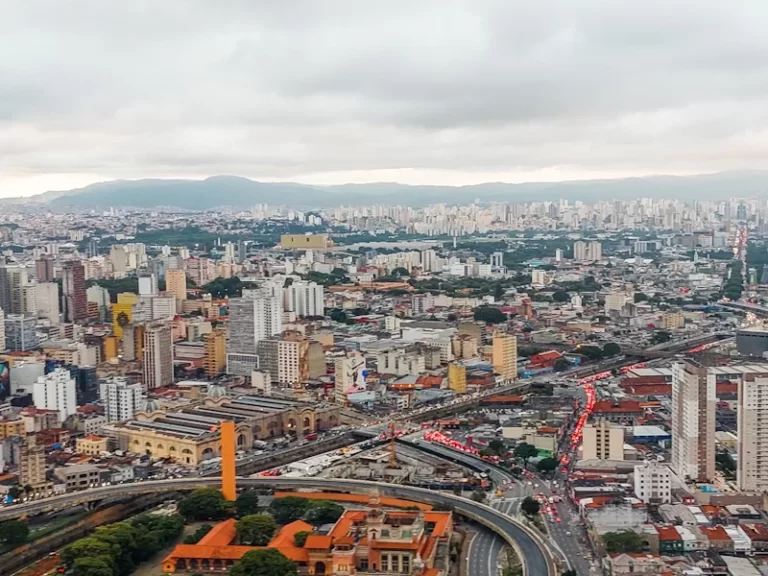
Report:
2,0,768,197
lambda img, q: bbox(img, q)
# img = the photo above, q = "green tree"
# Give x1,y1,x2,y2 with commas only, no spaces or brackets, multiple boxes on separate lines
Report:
61,538,117,569
513,443,538,466
7,486,23,500
470,491,486,503
230,549,297,576
0,519,29,547
494,283,505,301
183,525,213,544
651,330,671,344
178,488,228,520
561,570,578,576
473,306,507,324
235,490,260,518
72,557,114,576
329,309,350,324
553,358,572,372
293,531,312,547
536,458,558,474
603,342,621,356
391,267,410,277
236,514,277,546
520,497,540,517
577,345,604,360
552,290,569,302
633,292,648,303
603,531,644,553
487,439,507,456
269,496,309,525
304,501,344,525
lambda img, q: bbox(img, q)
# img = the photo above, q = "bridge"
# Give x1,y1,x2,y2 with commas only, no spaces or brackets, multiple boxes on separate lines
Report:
0,477,557,576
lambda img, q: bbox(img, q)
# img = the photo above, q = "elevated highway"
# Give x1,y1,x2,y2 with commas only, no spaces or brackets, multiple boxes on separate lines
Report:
0,477,557,576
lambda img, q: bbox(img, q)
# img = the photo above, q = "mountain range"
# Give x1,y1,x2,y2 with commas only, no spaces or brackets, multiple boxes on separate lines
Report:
10,170,768,210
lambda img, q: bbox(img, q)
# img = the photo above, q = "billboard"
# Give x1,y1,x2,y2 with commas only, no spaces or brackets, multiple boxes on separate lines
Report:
0,361,9,402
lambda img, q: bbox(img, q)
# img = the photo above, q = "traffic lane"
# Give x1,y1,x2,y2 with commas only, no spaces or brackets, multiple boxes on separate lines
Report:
467,527,504,576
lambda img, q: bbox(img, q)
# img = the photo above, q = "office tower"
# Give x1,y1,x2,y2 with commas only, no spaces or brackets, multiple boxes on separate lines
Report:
490,252,504,268
122,323,146,363
737,373,768,491
573,240,602,262
3,265,29,314
0,266,9,312
226,289,282,376
32,367,77,423
165,268,187,305
35,256,54,282
492,332,518,381
110,245,128,277
633,461,672,504
19,436,46,488
257,332,309,387
582,420,625,460
448,362,467,394
223,242,236,264
138,273,158,296
68,365,99,405
0,308,4,351
142,322,174,389
334,354,365,405
4,314,38,351
62,261,87,322
143,294,176,320
283,281,324,317
671,360,716,482
203,329,227,378
35,282,60,325
86,285,110,321
237,240,247,265
86,239,100,258
102,377,145,422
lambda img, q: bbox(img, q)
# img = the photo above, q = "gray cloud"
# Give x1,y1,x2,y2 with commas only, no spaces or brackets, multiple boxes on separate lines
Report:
2,0,768,196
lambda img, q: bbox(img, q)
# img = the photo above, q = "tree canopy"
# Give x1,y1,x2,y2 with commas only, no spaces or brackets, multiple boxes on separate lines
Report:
603,342,621,356
230,549,297,576
536,458,558,474
520,497,540,516
473,306,508,324
0,520,29,548
603,531,645,553
234,490,260,518
513,443,538,465
178,488,228,521
236,514,277,546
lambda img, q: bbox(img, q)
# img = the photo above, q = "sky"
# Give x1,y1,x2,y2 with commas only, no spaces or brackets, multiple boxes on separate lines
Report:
3,0,768,198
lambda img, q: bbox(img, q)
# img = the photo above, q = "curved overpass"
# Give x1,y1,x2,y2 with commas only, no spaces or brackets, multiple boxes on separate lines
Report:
0,477,556,576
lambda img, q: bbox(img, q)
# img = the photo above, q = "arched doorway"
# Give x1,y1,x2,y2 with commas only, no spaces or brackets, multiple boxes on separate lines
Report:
314,561,327,575
237,434,246,447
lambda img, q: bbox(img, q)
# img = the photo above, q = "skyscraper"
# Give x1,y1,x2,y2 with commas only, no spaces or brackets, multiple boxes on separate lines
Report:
102,377,145,422
573,240,602,262
283,281,324,317
227,289,282,376
143,322,174,389
165,268,187,306
0,308,5,352
671,360,716,482
32,367,77,423
737,372,768,491
35,256,54,282
62,261,87,322
492,332,518,381
203,329,227,378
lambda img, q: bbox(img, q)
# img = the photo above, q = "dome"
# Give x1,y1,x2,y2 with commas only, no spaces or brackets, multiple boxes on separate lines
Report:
207,383,230,400
142,398,161,413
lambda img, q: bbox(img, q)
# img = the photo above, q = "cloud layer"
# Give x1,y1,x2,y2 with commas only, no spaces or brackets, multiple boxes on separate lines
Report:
3,0,768,196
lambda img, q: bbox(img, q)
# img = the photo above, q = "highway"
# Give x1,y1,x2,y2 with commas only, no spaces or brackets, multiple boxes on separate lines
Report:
0,476,556,576
467,527,504,576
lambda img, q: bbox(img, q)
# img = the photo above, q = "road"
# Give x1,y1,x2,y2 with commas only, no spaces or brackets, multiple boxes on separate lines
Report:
0,476,556,576
467,527,504,576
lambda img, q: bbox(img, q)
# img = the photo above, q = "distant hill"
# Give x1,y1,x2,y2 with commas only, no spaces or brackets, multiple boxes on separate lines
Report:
21,170,768,210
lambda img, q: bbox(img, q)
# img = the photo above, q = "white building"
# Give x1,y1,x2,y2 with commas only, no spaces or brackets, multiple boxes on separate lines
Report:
0,308,4,351
101,378,145,422
143,322,174,390
227,289,283,376
283,281,324,318
671,360,716,482
35,282,60,324
334,354,366,405
138,274,158,296
634,460,672,504
573,240,602,262
737,373,768,491
605,291,629,312
32,368,77,423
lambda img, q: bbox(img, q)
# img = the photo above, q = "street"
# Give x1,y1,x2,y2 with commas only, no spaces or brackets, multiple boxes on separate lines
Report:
466,527,504,576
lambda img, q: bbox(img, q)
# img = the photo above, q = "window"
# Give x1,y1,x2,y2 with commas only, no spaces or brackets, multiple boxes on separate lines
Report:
381,556,389,571
358,559,368,571
402,556,410,572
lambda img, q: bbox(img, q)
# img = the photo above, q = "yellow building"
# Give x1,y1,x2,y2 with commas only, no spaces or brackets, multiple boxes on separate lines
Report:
492,332,518,381
448,362,467,394
0,418,25,439
103,335,119,361
662,311,685,330
166,269,187,305
76,435,109,456
280,234,332,250
203,329,227,378
112,300,135,338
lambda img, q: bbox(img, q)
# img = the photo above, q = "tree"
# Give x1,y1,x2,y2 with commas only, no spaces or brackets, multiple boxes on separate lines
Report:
293,531,312,547
536,458,558,474
603,342,621,356
520,497,540,517
0,519,29,547
72,557,114,576
304,501,344,525
513,443,538,466
329,309,349,324
552,290,569,302
494,283,505,301
235,490,260,518
603,531,644,553
269,496,309,525
7,486,22,500
487,439,507,457
553,358,572,372
473,306,507,324
651,330,671,344
230,549,297,576
61,537,117,569
577,345,604,361
178,488,228,520
236,514,277,546
470,491,486,503
633,292,648,303
561,570,578,576
183,525,213,544
391,267,410,277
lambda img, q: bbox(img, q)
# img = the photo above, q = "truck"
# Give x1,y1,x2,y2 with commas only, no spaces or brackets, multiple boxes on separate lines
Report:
253,440,268,450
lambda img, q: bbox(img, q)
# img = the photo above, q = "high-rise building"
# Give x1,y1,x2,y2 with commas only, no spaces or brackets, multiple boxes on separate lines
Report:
19,435,47,489
32,367,77,423
4,314,38,351
101,377,145,422
737,372,768,491
68,365,99,405
283,281,324,318
35,257,54,282
0,307,4,351
671,360,716,482
62,261,87,322
226,289,282,376
582,420,624,460
0,266,9,313
86,285,111,321
143,322,174,389
165,268,187,305
334,354,365,405
634,460,672,504
138,273,158,296
492,332,518,381
256,332,310,387
448,362,467,394
203,329,227,379
35,282,60,325
573,240,602,262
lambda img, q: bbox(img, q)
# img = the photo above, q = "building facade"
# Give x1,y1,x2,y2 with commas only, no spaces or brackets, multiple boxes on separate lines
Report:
283,281,324,317
492,332,518,381
32,367,77,423
582,419,625,460
62,261,88,322
143,322,174,390
634,460,672,504
4,314,39,351
737,373,768,491
227,289,282,376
